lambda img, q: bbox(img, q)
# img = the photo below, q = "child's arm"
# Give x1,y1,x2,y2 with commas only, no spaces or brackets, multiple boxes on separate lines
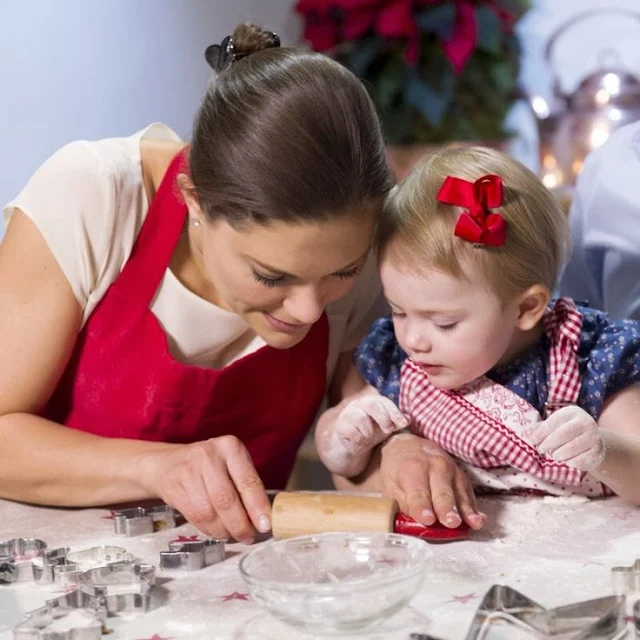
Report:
315,385,409,478
525,385,640,504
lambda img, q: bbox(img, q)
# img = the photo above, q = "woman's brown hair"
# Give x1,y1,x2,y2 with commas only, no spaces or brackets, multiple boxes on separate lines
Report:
189,23,394,227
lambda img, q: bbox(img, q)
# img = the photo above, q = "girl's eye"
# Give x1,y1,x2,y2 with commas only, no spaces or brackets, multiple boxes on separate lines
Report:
252,271,287,288
436,323,458,332
391,310,406,318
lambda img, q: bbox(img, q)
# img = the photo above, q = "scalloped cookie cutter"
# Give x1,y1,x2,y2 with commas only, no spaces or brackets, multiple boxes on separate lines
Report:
0,538,47,583
113,504,179,536
159,538,225,571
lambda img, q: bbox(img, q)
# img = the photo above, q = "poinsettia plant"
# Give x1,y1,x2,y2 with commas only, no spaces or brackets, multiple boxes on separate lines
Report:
296,0,530,144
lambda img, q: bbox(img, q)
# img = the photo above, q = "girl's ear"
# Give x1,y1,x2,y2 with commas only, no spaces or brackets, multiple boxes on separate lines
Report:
515,285,550,331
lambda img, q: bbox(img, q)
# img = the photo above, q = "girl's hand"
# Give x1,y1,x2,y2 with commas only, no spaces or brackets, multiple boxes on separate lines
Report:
332,394,410,455
378,433,486,530
138,436,271,544
525,405,605,471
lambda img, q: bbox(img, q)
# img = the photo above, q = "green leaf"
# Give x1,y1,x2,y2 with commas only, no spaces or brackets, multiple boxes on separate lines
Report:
348,37,381,77
373,53,407,111
475,6,501,54
416,4,456,39
406,68,454,128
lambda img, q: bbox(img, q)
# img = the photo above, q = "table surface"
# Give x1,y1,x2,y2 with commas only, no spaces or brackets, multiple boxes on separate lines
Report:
1,493,639,639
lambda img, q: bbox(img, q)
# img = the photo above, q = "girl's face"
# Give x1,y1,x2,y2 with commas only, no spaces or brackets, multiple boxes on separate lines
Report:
380,256,523,390
191,211,374,350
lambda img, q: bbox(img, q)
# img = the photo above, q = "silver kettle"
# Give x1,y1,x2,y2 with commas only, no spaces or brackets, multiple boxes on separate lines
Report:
529,8,640,190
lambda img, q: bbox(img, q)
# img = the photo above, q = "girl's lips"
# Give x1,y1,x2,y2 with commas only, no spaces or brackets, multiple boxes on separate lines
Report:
264,313,309,334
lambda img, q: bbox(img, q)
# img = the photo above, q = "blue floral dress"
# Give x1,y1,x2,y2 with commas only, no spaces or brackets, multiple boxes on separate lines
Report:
355,303,640,421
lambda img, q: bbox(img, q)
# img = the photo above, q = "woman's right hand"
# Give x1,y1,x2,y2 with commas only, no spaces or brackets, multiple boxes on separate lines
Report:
139,435,271,544
378,433,486,531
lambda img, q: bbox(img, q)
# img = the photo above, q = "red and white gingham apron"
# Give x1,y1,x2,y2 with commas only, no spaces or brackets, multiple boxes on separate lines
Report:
400,298,609,496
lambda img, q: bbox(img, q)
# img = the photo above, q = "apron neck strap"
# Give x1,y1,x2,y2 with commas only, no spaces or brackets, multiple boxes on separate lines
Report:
542,297,583,415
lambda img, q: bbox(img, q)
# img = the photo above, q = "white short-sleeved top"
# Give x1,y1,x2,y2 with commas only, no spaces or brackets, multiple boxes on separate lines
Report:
3,124,384,380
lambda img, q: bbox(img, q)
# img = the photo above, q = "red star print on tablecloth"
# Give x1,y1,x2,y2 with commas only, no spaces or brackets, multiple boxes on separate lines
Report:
136,635,173,640
171,534,201,543
448,593,478,604
221,591,250,602
102,509,118,520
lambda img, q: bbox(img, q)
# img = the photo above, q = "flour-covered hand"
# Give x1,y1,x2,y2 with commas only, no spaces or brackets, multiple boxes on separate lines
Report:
333,394,410,454
525,405,605,471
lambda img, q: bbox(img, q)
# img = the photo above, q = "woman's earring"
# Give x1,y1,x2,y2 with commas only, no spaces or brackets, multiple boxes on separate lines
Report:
190,217,201,227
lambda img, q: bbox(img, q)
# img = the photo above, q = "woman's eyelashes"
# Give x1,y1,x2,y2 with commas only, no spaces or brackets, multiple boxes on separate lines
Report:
251,264,363,288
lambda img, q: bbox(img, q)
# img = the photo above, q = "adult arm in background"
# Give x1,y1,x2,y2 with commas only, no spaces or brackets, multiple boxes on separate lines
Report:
558,122,640,320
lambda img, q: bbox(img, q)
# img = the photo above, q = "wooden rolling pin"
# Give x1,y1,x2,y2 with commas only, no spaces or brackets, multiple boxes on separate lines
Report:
271,492,469,542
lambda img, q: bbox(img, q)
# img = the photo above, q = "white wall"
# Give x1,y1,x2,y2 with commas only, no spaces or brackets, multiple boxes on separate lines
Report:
0,0,300,238
2,0,640,240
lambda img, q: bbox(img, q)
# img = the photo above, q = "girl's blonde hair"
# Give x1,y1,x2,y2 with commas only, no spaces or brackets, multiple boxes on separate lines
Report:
378,146,570,302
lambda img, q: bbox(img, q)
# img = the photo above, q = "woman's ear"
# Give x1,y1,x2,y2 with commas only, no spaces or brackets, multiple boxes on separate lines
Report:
515,285,550,331
177,173,205,224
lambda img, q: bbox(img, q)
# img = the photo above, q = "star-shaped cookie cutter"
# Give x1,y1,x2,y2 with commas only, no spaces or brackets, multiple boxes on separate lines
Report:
464,584,625,639
113,504,179,536
13,560,155,639
159,538,225,571
611,559,640,594
0,538,47,583
13,588,104,640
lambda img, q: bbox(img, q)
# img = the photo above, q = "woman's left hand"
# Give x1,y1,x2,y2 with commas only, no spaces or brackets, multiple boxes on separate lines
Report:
525,405,605,471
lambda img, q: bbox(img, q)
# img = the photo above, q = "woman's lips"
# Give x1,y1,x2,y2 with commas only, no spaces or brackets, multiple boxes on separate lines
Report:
264,313,309,334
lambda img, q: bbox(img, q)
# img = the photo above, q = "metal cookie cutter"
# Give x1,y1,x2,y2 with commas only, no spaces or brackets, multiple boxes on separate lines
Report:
0,538,47,583
76,561,156,615
611,559,640,594
13,589,104,640
159,538,225,571
113,504,178,536
465,584,625,639
36,545,133,587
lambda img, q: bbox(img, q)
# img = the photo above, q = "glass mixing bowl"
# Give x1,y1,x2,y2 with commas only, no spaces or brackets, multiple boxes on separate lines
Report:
239,532,429,635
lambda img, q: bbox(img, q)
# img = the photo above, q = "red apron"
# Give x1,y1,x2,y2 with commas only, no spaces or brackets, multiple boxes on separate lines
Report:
42,153,329,490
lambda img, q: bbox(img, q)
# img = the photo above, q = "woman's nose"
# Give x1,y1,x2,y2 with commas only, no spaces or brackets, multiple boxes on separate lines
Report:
284,286,325,325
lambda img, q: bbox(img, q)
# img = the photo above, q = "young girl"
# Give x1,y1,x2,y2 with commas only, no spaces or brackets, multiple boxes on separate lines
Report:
316,146,640,502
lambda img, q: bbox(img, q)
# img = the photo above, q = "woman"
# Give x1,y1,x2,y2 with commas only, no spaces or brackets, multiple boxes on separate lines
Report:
0,23,480,543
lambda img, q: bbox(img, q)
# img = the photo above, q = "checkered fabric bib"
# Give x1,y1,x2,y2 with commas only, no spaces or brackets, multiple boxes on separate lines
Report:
400,298,584,486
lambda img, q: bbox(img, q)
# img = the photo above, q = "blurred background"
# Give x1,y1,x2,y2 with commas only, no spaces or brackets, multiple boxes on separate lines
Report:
2,0,640,228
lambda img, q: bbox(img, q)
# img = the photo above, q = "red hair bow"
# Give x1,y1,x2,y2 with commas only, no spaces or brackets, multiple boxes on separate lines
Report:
436,174,507,247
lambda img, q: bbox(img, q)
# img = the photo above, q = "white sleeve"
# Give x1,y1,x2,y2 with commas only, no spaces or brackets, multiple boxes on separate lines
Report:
558,122,640,320
3,141,119,313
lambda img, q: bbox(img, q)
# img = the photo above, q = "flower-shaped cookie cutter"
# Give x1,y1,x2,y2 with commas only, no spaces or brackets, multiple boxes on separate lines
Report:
33,545,133,586
465,584,625,639
13,588,104,640
159,538,225,571
0,538,47,583
75,561,156,614
611,559,640,595
113,504,179,536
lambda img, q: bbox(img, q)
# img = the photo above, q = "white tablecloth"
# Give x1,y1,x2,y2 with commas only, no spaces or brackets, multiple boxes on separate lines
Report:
1,494,639,639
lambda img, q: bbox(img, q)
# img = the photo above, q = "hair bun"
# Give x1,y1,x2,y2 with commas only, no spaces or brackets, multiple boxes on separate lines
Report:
204,23,280,72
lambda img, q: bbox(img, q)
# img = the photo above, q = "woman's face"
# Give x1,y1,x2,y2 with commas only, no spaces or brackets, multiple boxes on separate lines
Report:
192,210,375,349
